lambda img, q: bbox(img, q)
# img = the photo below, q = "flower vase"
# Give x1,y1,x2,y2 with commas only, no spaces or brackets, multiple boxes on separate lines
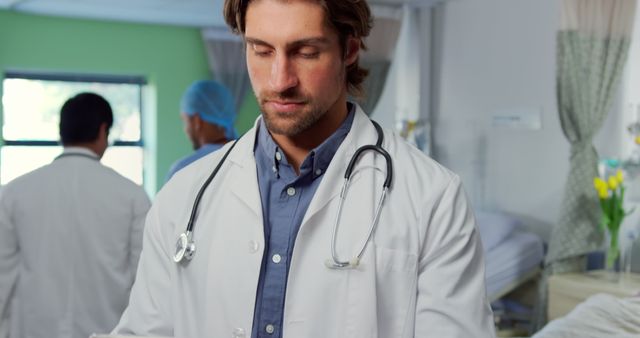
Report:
594,169,632,283
603,225,621,282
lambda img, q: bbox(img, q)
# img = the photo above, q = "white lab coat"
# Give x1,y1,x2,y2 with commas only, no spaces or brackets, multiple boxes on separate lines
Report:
0,147,151,338
114,106,495,338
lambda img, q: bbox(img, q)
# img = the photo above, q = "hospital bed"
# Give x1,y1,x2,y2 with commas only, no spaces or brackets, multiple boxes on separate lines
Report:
476,211,545,302
532,293,640,338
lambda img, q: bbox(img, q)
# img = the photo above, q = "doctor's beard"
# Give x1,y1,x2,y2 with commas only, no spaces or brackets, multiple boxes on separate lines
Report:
258,88,328,137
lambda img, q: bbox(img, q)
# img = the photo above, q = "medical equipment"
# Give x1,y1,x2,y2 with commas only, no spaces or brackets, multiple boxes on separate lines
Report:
173,120,393,269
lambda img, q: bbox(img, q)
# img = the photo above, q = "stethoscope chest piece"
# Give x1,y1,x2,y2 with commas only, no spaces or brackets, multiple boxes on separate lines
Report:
173,231,196,263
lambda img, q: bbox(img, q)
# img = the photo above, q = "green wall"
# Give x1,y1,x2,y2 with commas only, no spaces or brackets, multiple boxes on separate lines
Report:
0,10,259,193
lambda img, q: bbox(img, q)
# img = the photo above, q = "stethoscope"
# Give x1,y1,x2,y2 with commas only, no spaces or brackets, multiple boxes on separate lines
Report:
173,119,393,271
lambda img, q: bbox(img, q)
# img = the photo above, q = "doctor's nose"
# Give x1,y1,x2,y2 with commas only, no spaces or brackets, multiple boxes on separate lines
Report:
269,54,298,92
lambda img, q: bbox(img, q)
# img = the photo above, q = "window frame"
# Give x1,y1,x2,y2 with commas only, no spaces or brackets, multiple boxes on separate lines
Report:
1,70,147,182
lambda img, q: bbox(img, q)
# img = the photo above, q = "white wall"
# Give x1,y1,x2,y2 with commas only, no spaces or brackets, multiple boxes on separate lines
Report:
432,0,566,240
373,0,632,241
432,0,634,240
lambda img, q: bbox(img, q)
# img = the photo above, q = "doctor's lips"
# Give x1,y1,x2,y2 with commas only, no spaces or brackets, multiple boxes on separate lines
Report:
264,99,307,112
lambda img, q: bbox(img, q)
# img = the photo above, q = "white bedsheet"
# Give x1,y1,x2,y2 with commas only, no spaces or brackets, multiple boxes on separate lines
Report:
485,231,544,300
533,294,640,338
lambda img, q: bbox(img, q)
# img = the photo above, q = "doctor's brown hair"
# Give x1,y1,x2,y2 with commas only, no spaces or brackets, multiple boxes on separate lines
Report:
223,0,372,97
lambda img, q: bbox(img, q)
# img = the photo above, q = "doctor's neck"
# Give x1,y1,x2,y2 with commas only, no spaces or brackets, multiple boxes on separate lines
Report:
63,140,107,159
62,124,109,159
268,99,349,175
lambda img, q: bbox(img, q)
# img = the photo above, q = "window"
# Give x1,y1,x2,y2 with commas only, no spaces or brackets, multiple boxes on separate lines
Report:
1,72,146,186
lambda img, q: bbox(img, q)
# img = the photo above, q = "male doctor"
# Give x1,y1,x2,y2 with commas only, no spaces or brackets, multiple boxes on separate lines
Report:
114,0,495,337
0,93,151,338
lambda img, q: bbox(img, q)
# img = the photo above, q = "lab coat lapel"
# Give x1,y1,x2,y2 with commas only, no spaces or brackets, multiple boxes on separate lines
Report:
227,121,263,218
301,107,379,228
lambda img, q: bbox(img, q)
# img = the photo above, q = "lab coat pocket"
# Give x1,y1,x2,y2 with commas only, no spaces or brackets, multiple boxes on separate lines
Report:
373,245,418,337
375,246,418,273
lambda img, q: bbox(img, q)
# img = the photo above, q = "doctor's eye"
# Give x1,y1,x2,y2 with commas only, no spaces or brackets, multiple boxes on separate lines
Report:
297,47,320,59
250,44,273,57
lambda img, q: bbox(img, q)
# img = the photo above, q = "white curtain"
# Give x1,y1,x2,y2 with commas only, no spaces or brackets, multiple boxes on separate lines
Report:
356,6,402,115
201,28,251,112
365,4,434,153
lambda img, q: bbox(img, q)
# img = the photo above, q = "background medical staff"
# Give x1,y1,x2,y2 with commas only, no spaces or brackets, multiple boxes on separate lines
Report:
113,0,495,337
165,80,238,182
0,93,151,338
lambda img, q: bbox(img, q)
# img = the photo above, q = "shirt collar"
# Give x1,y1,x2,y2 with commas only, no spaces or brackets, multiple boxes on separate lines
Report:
255,102,356,178
61,147,100,159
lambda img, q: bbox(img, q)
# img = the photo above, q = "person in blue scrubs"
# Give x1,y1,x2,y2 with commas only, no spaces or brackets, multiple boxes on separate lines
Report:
165,80,238,181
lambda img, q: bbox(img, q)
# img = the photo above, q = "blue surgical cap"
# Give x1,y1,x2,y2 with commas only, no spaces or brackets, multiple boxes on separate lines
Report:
180,80,238,139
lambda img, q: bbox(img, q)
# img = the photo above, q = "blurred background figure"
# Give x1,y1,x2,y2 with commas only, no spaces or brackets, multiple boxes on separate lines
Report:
0,92,151,338
165,80,238,181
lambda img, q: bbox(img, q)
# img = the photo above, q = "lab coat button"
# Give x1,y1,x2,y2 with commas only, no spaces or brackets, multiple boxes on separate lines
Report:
265,324,275,334
232,328,246,338
287,187,296,196
248,240,260,253
272,254,282,264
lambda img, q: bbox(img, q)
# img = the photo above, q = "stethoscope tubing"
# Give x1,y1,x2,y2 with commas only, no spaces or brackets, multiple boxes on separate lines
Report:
176,119,393,267
185,136,243,233
328,120,392,268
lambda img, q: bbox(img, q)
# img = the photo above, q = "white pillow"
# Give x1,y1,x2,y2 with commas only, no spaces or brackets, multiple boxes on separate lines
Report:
475,210,520,252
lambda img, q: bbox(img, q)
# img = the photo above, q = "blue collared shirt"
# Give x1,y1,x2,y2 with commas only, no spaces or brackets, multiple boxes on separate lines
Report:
251,105,355,338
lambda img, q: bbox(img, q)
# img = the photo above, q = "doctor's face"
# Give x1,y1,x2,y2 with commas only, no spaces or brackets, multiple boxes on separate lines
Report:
244,0,357,137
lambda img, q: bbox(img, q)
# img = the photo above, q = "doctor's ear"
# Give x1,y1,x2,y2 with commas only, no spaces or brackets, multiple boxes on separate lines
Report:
99,123,109,139
191,114,204,131
344,37,360,66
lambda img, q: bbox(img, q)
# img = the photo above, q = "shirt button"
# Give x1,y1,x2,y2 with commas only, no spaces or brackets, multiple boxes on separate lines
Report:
287,187,296,196
272,254,282,264
265,324,275,334
315,169,322,175
232,328,246,338
275,151,282,161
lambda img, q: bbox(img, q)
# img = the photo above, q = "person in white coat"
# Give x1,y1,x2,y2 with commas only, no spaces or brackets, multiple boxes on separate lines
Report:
0,93,151,338
113,0,495,337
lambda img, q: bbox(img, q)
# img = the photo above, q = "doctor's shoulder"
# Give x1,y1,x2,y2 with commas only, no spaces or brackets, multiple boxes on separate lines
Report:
156,141,236,212
383,129,462,197
97,165,149,198
162,141,234,193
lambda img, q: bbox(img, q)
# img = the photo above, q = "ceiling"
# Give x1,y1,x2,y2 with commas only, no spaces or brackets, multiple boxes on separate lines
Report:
0,0,444,28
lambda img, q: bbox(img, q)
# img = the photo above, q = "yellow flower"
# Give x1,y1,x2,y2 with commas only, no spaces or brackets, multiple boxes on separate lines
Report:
635,136,640,145
616,170,624,183
598,187,609,199
608,176,619,190
594,177,607,191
